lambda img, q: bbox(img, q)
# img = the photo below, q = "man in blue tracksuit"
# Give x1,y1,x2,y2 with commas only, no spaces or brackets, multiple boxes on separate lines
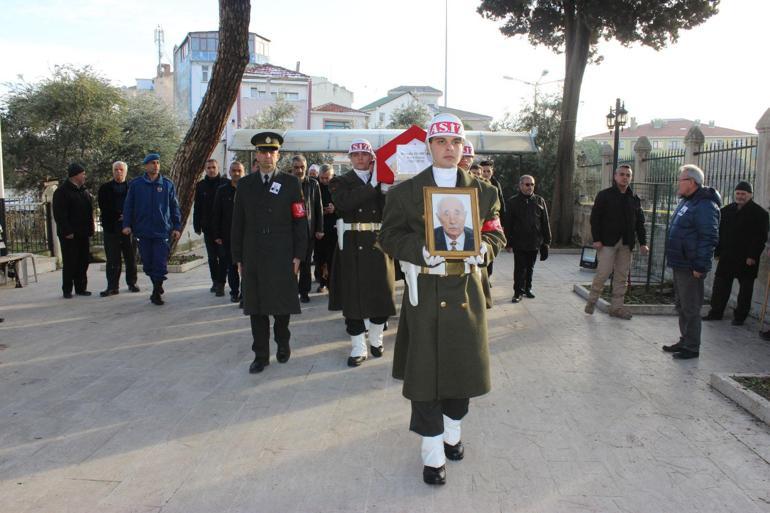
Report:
663,164,721,359
122,153,182,305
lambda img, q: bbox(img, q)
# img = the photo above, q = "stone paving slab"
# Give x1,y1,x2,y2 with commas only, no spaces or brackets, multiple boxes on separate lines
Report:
1,253,769,512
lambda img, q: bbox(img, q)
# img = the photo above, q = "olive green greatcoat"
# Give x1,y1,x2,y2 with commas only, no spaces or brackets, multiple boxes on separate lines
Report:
378,167,506,402
231,171,308,316
328,170,396,320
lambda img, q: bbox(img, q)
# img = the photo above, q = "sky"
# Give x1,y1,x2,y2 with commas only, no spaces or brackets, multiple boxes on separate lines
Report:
1,0,767,138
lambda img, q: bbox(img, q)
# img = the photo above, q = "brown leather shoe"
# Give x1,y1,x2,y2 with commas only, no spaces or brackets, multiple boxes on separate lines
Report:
609,308,632,320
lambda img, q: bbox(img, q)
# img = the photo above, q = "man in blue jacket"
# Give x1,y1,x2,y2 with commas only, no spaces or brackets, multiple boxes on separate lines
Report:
663,164,721,359
122,153,182,305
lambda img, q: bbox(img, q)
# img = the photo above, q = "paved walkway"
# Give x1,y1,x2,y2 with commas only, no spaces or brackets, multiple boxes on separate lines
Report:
1,253,769,513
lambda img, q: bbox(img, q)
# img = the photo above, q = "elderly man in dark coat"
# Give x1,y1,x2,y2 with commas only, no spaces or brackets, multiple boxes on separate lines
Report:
328,139,396,367
231,132,308,374
379,113,506,486
290,154,323,303
703,181,768,325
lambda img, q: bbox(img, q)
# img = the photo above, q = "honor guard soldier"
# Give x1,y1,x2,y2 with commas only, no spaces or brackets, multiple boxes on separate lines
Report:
458,141,475,172
379,113,506,485
328,139,396,367
231,132,309,374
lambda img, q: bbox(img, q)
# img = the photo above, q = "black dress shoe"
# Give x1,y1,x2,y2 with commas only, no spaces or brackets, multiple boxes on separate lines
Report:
63,292,73,299
230,294,240,303
316,285,326,293
300,294,310,303
100,289,119,297
249,358,268,374
731,318,745,326
128,284,140,292
444,441,464,461
347,355,367,367
702,312,722,321
662,342,685,353
761,330,770,341
524,290,535,299
209,285,216,293
150,292,164,305
215,285,225,297
511,295,522,303
422,465,446,485
75,291,92,296
276,346,291,363
370,345,384,358
672,349,699,359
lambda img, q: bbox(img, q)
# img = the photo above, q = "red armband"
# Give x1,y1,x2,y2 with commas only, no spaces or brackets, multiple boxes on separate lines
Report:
291,202,306,219
482,217,503,233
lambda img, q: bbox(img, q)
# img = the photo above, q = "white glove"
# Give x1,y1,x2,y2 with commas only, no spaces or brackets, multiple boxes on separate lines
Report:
369,170,379,188
422,246,446,267
463,242,488,265
380,183,390,193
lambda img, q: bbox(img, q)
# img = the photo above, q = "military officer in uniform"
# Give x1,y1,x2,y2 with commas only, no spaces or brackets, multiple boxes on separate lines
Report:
379,113,506,485
328,139,396,367
231,132,309,374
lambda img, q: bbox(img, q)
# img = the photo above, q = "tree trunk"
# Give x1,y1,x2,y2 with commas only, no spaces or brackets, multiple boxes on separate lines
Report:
551,3,592,244
168,0,250,252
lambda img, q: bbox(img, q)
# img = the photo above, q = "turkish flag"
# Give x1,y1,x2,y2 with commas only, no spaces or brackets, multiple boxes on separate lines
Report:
374,125,428,184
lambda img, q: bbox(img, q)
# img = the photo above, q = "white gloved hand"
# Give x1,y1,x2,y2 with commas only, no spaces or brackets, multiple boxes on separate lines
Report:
464,242,488,265
380,183,390,193
369,169,379,188
422,246,446,267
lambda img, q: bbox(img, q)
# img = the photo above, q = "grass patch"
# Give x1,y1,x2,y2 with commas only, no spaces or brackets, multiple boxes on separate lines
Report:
169,254,203,265
732,376,770,401
597,282,710,305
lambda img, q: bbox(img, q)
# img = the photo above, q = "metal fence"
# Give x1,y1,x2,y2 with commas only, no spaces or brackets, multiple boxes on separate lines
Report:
696,137,757,199
645,148,686,184
4,195,53,254
627,182,677,287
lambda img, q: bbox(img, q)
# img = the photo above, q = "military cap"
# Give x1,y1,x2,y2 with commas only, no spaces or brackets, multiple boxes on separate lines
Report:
251,131,284,150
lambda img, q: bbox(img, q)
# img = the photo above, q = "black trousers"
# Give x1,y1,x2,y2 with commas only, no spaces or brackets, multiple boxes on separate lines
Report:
410,398,470,437
203,231,223,284
298,260,312,295
345,316,388,336
487,261,494,278
103,231,137,290
710,272,756,321
216,241,240,297
513,249,538,294
250,314,290,363
60,236,90,294
314,234,336,287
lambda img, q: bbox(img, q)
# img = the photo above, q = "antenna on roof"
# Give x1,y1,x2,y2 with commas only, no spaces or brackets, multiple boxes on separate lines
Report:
154,25,165,71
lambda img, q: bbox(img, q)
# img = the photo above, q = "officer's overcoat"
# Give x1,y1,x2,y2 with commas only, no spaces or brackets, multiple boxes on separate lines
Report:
231,172,308,315
328,171,396,319
378,167,506,401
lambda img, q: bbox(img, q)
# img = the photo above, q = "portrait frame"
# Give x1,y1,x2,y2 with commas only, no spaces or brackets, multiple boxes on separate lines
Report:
423,186,481,258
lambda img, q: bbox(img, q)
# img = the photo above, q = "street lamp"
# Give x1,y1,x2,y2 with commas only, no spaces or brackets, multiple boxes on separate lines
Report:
502,70,562,111
606,98,628,176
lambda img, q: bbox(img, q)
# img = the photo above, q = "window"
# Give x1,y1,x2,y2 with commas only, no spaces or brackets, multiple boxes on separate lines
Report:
652,140,660,149
618,141,625,150
324,120,352,129
250,87,258,98
270,91,300,100
670,140,681,149
201,65,209,82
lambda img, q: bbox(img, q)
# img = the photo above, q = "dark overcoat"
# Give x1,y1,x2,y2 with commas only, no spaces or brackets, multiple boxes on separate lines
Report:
328,170,396,319
714,200,769,279
378,167,506,402
231,172,308,315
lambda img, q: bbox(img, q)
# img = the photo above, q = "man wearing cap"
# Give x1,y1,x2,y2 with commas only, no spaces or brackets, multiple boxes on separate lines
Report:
231,132,308,374
328,138,396,367
194,159,229,296
458,141,475,172
52,163,95,298
291,154,324,303
122,153,182,306
97,161,139,297
379,113,506,485
703,181,768,325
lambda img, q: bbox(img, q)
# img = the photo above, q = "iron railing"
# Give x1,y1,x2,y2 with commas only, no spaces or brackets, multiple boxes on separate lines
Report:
696,137,757,199
4,196,53,254
627,182,677,287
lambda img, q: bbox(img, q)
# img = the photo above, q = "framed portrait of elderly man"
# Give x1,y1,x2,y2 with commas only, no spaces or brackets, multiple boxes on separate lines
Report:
424,187,481,258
